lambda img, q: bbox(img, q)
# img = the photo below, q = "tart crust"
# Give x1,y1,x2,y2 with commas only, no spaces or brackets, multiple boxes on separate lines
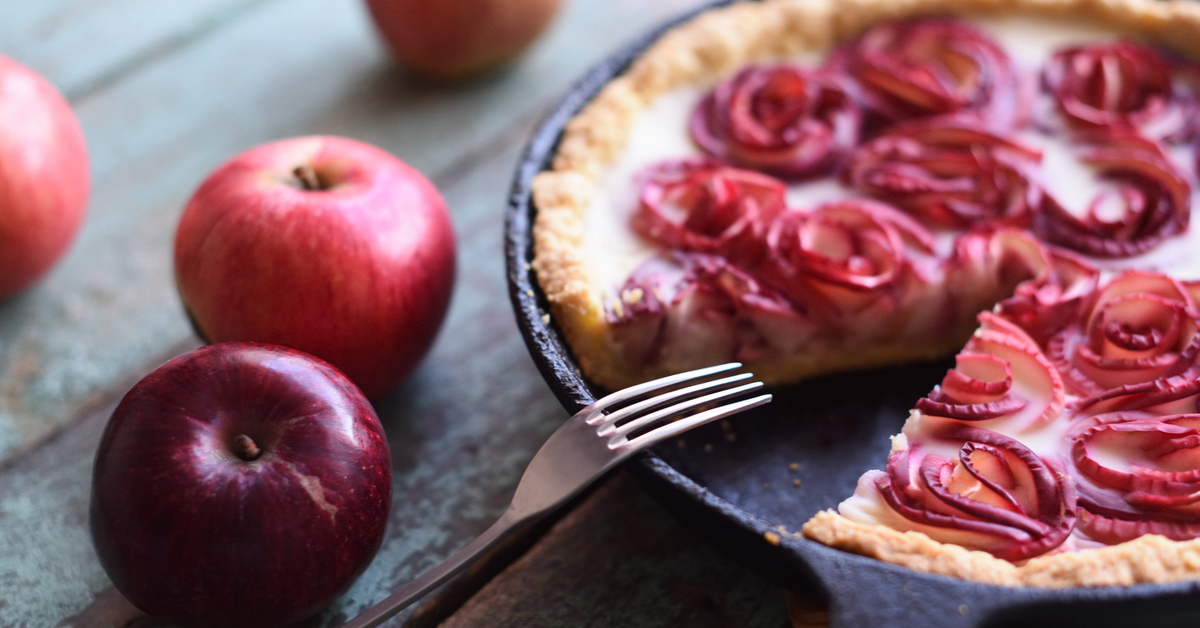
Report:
802,510,1200,587
531,0,1200,586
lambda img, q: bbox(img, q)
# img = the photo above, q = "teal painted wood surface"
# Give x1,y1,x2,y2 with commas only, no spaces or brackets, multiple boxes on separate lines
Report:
0,1,792,626
0,0,711,463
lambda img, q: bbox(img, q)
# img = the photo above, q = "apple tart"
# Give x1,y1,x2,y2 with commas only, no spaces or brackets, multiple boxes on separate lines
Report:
531,0,1200,585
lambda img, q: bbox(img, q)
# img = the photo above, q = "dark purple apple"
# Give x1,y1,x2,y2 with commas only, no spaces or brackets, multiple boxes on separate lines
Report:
89,342,392,628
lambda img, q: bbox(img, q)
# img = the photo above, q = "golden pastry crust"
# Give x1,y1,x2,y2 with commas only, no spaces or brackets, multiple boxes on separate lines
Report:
531,0,1200,586
803,510,1200,587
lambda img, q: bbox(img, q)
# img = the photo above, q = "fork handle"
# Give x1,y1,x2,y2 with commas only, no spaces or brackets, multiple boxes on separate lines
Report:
338,508,526,628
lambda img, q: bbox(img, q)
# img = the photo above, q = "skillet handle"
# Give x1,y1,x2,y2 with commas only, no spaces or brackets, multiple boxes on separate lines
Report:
812,550,1039,628
806,541,1200,628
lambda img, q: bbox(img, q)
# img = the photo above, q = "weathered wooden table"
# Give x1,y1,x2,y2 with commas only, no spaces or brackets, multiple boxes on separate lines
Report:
0,2,802,626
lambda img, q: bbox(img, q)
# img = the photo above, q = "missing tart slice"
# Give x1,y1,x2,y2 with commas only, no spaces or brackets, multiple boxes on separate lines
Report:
531,0,1200,585
804,269,1200,586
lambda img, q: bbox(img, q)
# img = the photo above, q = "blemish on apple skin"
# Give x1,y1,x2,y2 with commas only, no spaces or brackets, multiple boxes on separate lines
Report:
282,461,339,518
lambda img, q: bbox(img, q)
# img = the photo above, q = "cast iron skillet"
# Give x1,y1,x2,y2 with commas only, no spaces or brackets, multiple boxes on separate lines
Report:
504,3,1200,626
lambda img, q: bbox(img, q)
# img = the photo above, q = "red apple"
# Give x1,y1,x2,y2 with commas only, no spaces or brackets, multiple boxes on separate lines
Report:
89,342,392,628
173,135,456,399
365,0,564,81
0,55,89,299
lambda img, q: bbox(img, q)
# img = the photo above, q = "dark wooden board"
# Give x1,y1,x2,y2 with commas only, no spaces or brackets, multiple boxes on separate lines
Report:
435,471,789,628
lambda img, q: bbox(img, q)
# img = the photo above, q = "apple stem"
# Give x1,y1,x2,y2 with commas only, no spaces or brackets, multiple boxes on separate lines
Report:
233,434,262,461
293,165,323,191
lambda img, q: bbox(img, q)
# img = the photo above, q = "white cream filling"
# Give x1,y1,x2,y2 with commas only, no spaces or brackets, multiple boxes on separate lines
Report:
583,86,707,294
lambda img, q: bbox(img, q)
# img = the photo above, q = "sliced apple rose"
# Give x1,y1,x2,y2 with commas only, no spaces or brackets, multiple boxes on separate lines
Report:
1068,412,1200,544
630,158,786,265
845,423,1077,561
994,249,1101,345
1033,133,1190,258
826,18,1023,129
917,353,1028,420
1048,271,1200,407
751,199,940,338
607,252,812,369
843,118,1044,229
689,65,861,180
1041,40,1197,141
917,312,1065,433
944,227,1098,342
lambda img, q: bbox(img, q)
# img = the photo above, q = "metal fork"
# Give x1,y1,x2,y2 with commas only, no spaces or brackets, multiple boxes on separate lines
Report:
339,362,771,628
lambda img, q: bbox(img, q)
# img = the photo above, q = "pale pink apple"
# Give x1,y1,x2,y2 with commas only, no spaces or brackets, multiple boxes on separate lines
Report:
365,0,563,81
0,55,89,299
173,136,456,398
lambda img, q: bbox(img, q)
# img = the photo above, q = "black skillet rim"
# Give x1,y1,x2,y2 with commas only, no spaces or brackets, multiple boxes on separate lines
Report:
502,2,1200,626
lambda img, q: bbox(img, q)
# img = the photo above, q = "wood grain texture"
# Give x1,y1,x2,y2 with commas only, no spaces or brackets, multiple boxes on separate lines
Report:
0,0,709,464
1,0,262,100
0,340,197,628
0,1,791,627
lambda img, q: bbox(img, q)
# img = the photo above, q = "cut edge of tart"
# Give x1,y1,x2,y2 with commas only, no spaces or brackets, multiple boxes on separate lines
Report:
531,0,1200,586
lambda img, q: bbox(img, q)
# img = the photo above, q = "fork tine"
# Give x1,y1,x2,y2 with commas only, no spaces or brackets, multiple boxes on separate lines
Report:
625,392,773,450
593,373,753,428
606,380,766,441
582,362,743,422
